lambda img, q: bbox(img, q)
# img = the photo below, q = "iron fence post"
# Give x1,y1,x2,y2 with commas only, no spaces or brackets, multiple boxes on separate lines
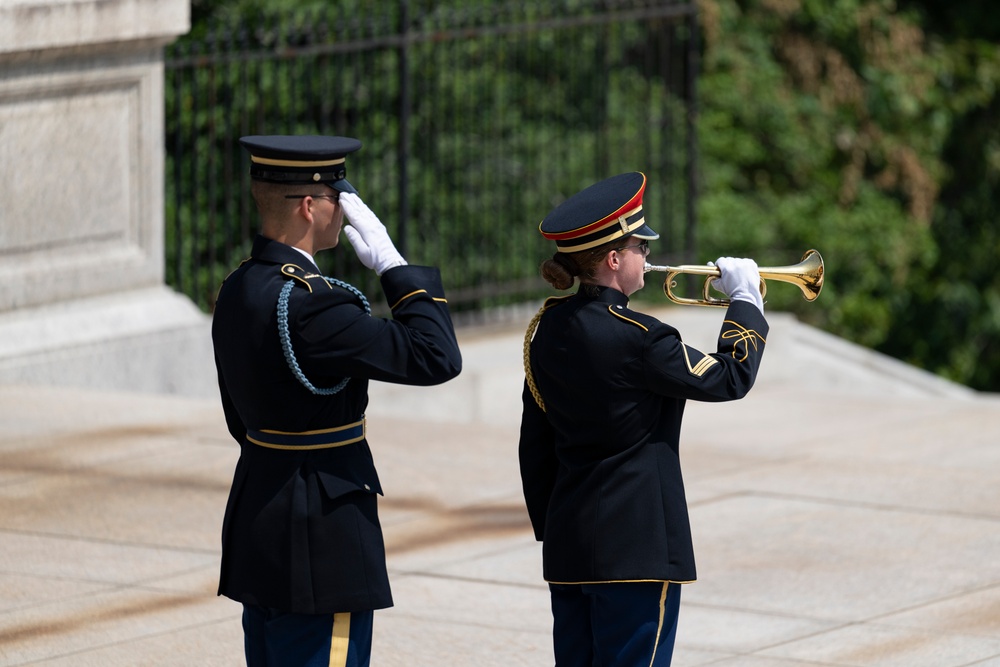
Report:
685,4,699,264
398,0,411,257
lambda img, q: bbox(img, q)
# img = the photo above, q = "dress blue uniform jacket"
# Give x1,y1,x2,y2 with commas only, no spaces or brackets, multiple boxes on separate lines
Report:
212,235,462,614
519,284,767,585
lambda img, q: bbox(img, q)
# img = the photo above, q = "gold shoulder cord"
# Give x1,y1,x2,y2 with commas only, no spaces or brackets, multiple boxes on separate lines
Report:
522,305,547,412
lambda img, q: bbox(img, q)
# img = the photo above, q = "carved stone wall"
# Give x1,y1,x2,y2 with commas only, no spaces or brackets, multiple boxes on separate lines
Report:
0,1,215,397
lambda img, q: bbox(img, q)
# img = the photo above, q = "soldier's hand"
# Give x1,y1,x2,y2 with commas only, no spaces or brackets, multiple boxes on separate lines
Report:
341,193,407,276
713,257,763,312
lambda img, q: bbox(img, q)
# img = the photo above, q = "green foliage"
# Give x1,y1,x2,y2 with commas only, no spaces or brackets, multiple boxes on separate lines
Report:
172,0,1000,389
697,0,1000,389
166,2,693,314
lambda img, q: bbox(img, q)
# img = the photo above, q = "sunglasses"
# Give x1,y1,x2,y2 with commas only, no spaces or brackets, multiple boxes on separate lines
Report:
284,194,340,203
614,239,650,256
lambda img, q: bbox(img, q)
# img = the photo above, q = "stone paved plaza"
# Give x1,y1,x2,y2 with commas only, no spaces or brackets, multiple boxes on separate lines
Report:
2,308,1000,666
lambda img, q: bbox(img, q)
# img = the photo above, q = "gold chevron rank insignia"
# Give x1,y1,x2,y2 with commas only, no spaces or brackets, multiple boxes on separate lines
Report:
681,344,719,377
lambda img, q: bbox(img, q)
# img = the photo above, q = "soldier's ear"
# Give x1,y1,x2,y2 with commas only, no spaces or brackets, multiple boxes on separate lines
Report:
294,195,316,223
606,249,621,271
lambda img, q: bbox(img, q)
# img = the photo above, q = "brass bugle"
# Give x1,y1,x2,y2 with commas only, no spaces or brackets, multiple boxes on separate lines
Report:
644,249,824,307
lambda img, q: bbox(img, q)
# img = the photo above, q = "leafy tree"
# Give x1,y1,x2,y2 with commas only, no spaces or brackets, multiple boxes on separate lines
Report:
174,0,1000,389
885,0,1000,389
697,0,1000,389
167,1,693,314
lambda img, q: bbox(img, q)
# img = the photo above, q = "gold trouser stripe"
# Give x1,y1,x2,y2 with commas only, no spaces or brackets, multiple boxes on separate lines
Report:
648,582,668,667
328,612,351,667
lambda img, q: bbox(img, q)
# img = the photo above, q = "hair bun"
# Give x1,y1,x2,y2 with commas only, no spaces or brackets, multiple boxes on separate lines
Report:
553,253,579,276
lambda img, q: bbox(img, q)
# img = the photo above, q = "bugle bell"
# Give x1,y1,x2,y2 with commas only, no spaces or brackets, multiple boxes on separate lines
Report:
644,249,824,307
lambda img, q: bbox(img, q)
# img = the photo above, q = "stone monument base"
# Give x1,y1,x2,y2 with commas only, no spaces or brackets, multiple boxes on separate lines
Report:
0,0,196,397
0,288,216,398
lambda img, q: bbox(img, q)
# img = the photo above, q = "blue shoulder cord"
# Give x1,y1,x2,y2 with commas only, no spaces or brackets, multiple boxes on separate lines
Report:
277,277,371,395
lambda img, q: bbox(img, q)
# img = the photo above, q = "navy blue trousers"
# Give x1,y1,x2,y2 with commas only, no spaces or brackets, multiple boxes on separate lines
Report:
549,581,682,666
241,604,374,667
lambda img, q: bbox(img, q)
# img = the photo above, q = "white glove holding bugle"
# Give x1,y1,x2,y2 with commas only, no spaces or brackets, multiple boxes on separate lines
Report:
341,193,408,276
712,257,764,313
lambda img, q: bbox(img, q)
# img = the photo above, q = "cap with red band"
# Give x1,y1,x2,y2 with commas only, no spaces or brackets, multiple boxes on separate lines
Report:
539,172,659,253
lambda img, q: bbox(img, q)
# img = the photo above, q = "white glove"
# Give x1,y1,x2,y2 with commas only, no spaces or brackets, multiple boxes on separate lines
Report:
341,192,407,276
713,257,764,313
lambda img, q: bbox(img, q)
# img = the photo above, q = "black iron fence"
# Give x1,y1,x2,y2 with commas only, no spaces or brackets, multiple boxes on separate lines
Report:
165,0,698,318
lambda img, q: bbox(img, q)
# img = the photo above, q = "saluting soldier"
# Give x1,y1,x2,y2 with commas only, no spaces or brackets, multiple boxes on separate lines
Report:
212,135,462,667
519,172,768,666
